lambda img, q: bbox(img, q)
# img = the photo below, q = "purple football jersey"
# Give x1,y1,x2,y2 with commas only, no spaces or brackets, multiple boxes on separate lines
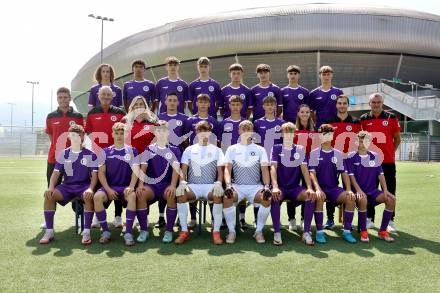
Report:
346,151,383,193
88,83,123,108
102,145,139,186
184,114,219,145
280,86,310,123
309,86,344,127
308,148,346,189
158,112,188,149
271,144,307,189
123,79,155,106
189,78,221,117
221,84,251,118
218,117,244,151
54,148,99,185
250,83,282,120
253,117,284,156
154,77,189,113
141,144,182,185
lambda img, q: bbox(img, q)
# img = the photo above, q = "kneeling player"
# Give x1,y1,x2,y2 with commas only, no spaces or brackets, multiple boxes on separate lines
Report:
224,120,272,244
174,121,225,245
93,123,140,246
309,124,357,244
40,124,98,245
346,131,396,242
137,121,181,243
270,122,316,245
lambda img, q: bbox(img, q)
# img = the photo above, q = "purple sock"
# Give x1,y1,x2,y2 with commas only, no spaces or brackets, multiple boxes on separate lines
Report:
270,200,281,233
84,210,93,230
44,210,55,230
166,207,177,232
136,208,148,231
125,209,136,235
95,210,109,232
303,200,314,233
343,210,354,231
314,211,324,231
358,210,367,232
380,209,393,231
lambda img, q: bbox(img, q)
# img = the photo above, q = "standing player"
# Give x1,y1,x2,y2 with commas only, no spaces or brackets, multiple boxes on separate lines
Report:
346,131,396,242
309,66,343,127
137,121,181,243
308,124,357,244
250,64,282,121
93,123,140,245
224,120,272,244
280,65,310,123
153,56,189,114
88,64,123,109
220,63,252,119
39,125,98,245
360,93,400,232
218,95,245,152
86,86,126,228
270,122,316,245
188,57,222,117
323,95,361,229
174,121,225,245
122,60,155,110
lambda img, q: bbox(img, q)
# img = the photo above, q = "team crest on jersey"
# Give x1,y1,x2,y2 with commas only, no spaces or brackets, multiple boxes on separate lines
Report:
69,121,76,126
369,160,375,167
124,154,131,161
346,125,352,131
382,121,389,126
112,91,116,97
80,158,88,165
294,153,300,160
275,125,281,131
177,86,183,92
298,94,304,100
331,94,337,100
143,85,150,92
165,152,172,160
110,116,117,122
250,151,256,156
268,92,274,97
176,120,182,126
331,156,338,164
309,133,314,138
143,125,150,131
208,86,214,92
240,94,245,100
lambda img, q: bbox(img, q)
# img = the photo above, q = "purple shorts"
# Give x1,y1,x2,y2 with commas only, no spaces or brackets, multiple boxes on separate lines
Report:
322,186,345,203
146,182,169,204
366,189,384,207
279,186,306,206
98,186,128,208
56,183,90,206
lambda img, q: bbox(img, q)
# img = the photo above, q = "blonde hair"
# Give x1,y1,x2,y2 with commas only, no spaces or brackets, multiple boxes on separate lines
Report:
124,96,157,124
281,122,296,133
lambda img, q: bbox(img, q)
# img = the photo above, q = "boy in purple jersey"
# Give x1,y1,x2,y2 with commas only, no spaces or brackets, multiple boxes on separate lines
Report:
250,64,282,121
93,123,141,246
123,59,155,110
308,124,357,244
39,125,99,245
137,121,182,243
218,95,245,152
184,94,219,145
220,63,252,119
153,56,189,114
270,122,316,246
347,131,396,242
280,65,310,123
309,66,343,127
156,93,188,227
188,57,222,117
254,96,284,157
88,64,123,109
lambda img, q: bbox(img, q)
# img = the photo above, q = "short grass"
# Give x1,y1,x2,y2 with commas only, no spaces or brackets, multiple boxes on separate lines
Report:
0,158,439,292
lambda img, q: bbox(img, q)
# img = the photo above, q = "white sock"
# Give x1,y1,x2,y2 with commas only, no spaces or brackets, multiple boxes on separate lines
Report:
46,229,54,234
256,205,270,233
223,206,236,233
83,228,90,235
212,203,223,232
177,203,188,232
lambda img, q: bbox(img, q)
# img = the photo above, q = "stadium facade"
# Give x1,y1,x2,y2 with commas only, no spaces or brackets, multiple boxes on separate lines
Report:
72,3,440,123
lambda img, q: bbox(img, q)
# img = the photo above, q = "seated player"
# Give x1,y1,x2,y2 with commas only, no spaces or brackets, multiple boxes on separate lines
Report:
174,121,225,245
39,124,98,245
270,122,316,246
224,120,272,244
93,123,140,246
136,121,181,243
346,131,396,242
308,124,357,244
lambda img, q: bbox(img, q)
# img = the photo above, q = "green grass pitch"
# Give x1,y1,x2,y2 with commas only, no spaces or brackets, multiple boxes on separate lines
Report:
0,158,439,292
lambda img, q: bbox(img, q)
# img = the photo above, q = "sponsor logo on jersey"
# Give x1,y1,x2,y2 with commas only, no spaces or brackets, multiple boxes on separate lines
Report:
195,87,201,90
316,97,323,100
162,86,168,89
52,121,60,125
95,117,102,120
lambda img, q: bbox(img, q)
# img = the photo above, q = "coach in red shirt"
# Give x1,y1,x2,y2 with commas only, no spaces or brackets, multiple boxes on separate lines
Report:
360,93,401,231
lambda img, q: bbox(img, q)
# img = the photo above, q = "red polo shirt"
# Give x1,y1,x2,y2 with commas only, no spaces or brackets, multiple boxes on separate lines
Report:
294,128,319,156
124,119,156,153
325,114,361,154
